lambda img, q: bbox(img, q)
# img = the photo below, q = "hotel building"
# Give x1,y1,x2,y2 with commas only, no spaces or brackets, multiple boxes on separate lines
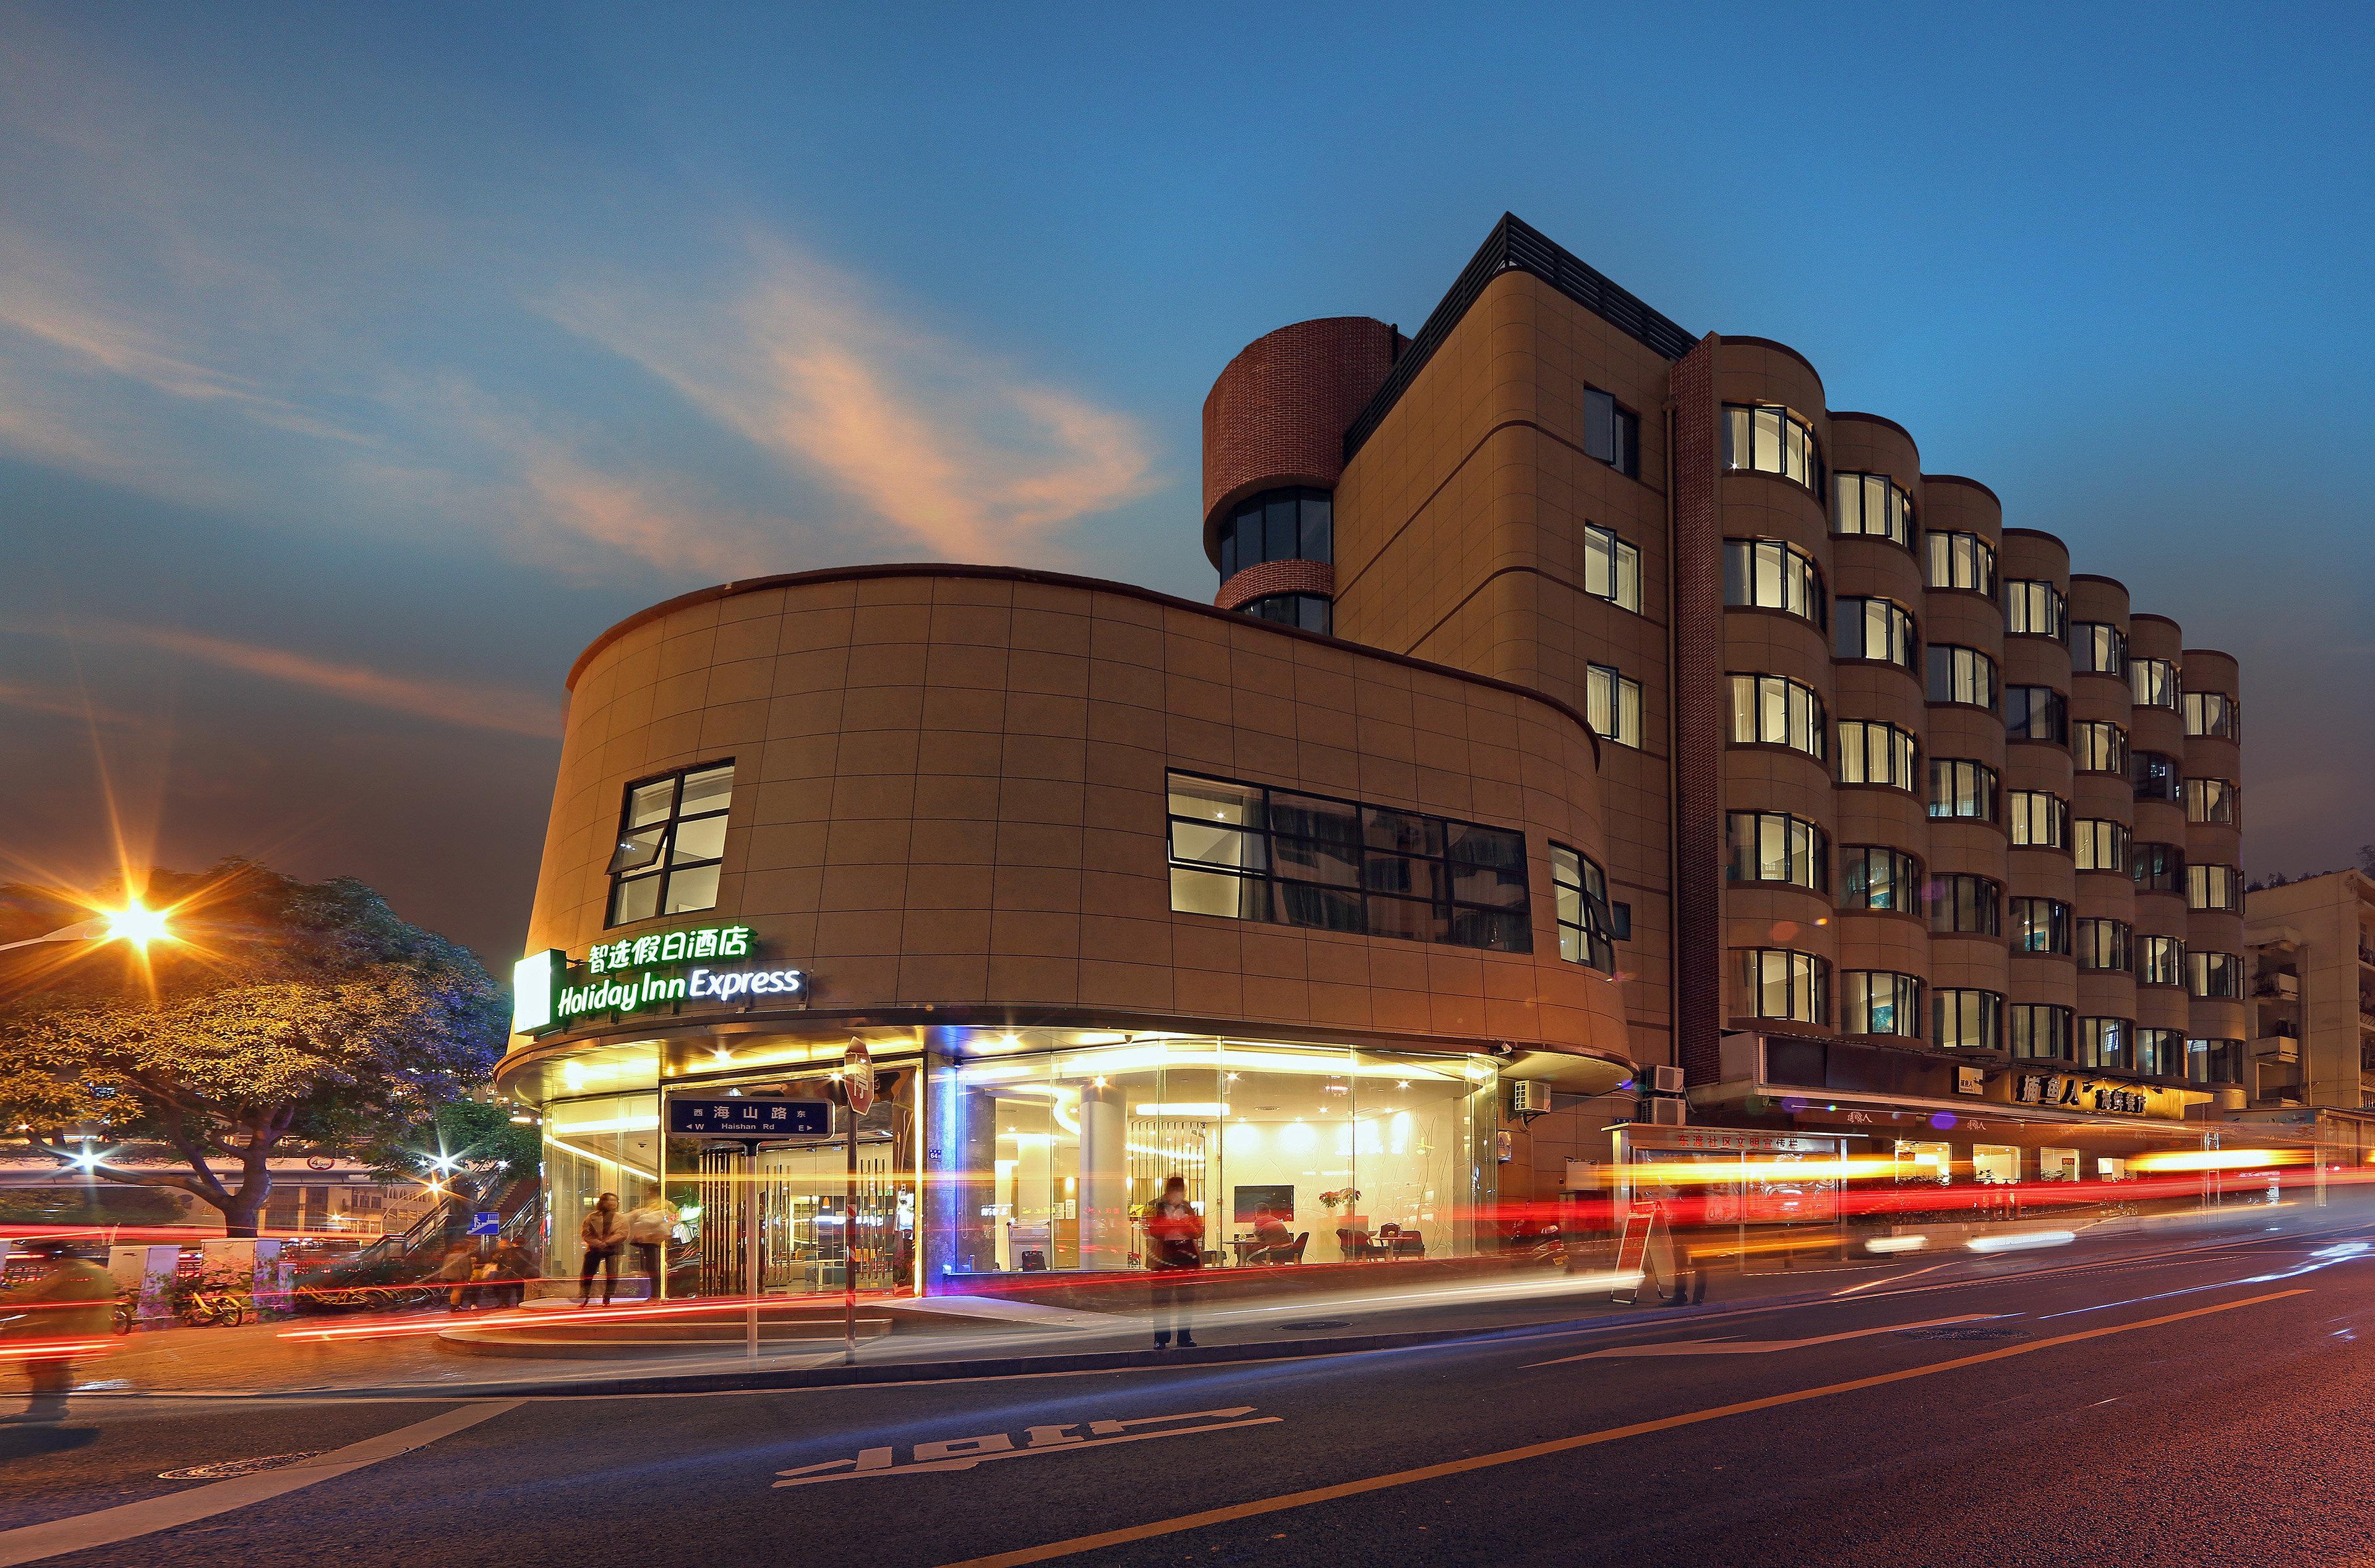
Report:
503,215,2249,1292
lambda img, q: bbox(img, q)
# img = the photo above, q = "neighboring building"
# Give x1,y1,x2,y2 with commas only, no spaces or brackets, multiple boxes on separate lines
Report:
0,1149,429,1237
2245,870,2375,1109
503,213,2251,1293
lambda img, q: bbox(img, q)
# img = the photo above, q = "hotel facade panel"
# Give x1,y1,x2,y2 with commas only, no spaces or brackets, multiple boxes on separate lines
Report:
504,566,1633,1291
507,215,2250,1287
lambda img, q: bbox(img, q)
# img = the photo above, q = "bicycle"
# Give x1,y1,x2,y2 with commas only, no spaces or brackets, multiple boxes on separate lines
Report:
172,1279,253,1327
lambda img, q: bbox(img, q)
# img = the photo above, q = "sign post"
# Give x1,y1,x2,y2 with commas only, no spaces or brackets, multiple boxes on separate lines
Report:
667,1096,832,1361
842,1039,875,1366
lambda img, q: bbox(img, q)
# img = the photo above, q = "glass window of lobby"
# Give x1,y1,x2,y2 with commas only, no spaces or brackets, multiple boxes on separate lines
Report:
606,762,734,926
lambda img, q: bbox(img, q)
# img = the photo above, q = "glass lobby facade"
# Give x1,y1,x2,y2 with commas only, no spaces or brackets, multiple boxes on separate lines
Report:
528,1031,1498,1297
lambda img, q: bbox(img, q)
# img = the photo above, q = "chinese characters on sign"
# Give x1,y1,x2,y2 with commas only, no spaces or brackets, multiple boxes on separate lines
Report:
669,1097,832,1138
2013,1073,2150,1115
585,924,753,974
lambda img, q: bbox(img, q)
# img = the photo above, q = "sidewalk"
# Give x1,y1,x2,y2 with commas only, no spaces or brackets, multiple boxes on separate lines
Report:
40,1198,2360,1401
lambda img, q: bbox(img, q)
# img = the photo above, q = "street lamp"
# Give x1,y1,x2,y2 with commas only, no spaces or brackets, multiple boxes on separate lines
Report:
0,900,174,955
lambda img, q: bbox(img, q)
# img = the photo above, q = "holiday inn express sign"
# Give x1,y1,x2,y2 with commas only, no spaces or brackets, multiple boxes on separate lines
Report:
510,922,807,1036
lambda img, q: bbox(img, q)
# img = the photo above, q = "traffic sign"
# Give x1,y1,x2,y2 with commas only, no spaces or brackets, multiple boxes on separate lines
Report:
668,1096,831,1139
468,1211,500,1237
844,1039,876,1117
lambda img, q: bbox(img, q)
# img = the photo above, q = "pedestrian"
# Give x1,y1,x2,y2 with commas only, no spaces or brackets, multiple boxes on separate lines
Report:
1140,1174,1204,1349
433,1240,478,1313
0,1238,115,1423
578,1191,626,1308
625,1185,673,1302
485,1238,534,1310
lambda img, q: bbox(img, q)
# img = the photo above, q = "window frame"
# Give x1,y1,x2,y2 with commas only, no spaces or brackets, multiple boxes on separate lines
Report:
1737,947,1829,1025
1724,811,1829,893
1832,471,1915,550
2072,719,2129,776
2076,918,2133,973
1588,663,1645,749
1218,487,1333,579
2130,657,2181,710
2132,841,2185,895
1549,842,1618,973
1241,593,1332,635
2010,897,2072,955
1927,758,2000,823
1727,673,1827,761
1722,403,1823,493
1583,388,1641,478
604,760,737,928
2071,622,2128,677
1836,720,1917,791
2075,818,2131,875
1838,846,1922,913
2007,790,2071,850
2137,934,2186,987
2186,863,2242,913
2005,685,2069,746
2010,1004,2074,1061
1165,770,1534,953
1926,644,1998,710
1925,532,1999,597
1722,537,1826,628
2004,579,2068,640
1927,873,2003,937
2188,950,2243,1000
1841,970,1923,1038
2184,691,2239,740
2078,1016,2132,1071
1834,596,1919,669
1582,524,1642,613
1933,989,2004,1052
2185,778,2239,825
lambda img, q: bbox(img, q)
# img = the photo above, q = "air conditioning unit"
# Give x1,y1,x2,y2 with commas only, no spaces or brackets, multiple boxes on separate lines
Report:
1509,1080,1552,1120
1648,1097,1687,1127
1653,1065,1686,1096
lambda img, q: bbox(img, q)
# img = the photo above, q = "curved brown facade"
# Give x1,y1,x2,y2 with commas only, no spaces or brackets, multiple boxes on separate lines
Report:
1201,317,1400,550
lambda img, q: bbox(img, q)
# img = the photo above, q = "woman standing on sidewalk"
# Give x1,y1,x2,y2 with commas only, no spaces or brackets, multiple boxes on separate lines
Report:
578,1192,627,1308
1140,1174,1204,1350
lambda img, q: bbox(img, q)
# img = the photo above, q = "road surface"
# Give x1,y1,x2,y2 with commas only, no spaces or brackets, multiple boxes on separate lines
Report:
5,1219,2373,1566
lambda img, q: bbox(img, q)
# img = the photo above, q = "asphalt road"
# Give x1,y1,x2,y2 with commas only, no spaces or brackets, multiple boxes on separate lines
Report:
8,1219,2375,1567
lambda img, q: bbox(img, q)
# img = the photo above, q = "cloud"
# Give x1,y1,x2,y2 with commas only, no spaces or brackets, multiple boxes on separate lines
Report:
57,623,562,740
0,679,144,729
548,239,1160,562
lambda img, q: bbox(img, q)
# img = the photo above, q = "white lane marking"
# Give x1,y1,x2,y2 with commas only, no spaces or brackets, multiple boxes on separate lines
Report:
0,1399,522,1567
1523,1313,2003,1366
774,1406,1281,1486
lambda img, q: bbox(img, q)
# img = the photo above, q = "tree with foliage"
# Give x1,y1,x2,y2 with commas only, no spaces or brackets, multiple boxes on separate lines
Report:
0,860,508,1237
359,1097,544,1228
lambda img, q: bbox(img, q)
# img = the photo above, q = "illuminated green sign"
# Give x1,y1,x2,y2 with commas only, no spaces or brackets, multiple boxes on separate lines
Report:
510,924,807,1036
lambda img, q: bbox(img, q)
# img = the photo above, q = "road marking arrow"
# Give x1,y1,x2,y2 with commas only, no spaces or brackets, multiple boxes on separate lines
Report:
774,1406,1281,1486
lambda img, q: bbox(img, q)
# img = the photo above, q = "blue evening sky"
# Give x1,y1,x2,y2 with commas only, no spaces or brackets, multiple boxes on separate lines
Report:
2,4,2368,955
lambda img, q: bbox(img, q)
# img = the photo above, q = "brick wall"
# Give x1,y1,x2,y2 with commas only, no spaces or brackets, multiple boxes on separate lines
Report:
1215,558,1334,612
1670,335,1724,1085
1202,317,1398,531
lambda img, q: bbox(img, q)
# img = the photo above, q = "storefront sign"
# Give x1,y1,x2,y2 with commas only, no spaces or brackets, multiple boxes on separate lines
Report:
2011,1073,2152,1115
1955,1066,1986,1097
511,924,807,1036
1653,1129,1835,1154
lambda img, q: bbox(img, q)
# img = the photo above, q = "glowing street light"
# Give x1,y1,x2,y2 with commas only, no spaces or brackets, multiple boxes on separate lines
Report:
0,900,176,955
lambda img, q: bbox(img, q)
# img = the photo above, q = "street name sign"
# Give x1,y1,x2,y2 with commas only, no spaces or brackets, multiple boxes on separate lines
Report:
669,1097,831,1139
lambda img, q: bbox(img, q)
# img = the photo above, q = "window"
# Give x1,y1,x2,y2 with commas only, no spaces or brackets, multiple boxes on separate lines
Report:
2005,685,2069,744
1166,772,1531,952
2072,720,2128,775
2132,751,2181,803
2079,1016,2131,1070
1242,593,1332,634
2011,1004,2073,1060
1217,487,1332,578
2184,691,2239,740
2186,863,2242,912
1839,846,1921,912
1833,472,1915,548
1722,403,1821,491
1739,948,1828,1024
1583,388,1640,478
2010,897,2072,954
2076,918,2132,973
1835,597,1917,667
2136,1028,2184,1076
2132,842,2185,895
2131,657,2180,710
1842,971,1922,1036
2005,580,2068,639
1728,674,1826,760
1926,532,1998,597
1927,645,1997,709
2071,622,2127,676
2076,819,2130,874
605,762,735,926
2137,934,2185,987
1928,759,1998,822
1934,989,2003,1051
2186,1038,2243,1085
1724,539,1825,626
2185,778,2238,825
2189,950,2243,999
2008,790,2070,850
1928,874,2001,936
1550,843,1617,973
1726,812,1828,892
1588,664,1644,748
1836,721,1917,790
1583,524,1642,612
